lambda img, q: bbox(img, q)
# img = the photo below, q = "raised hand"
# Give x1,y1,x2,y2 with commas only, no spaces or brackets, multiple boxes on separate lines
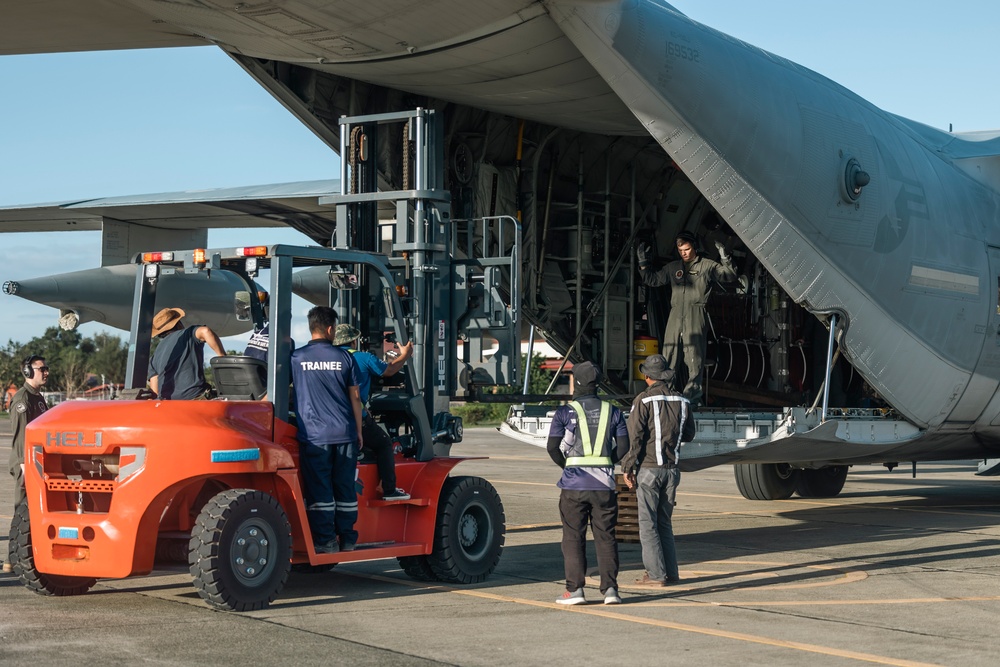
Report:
636,241,653,270
714,240,730,264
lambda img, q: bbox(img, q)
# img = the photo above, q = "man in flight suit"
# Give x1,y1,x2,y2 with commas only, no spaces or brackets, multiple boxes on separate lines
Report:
5,355,49,573
637,231,736,406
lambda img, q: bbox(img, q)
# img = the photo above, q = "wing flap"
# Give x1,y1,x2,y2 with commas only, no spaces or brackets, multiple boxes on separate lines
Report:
0,180,343,241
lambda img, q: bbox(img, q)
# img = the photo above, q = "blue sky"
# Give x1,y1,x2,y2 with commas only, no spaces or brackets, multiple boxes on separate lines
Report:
1,0,998,348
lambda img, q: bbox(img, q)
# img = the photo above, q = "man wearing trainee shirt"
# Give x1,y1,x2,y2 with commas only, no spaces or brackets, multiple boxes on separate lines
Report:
291,307,364,554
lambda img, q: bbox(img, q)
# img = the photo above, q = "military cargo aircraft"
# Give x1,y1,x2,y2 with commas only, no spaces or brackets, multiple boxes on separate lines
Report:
4,1,1000,498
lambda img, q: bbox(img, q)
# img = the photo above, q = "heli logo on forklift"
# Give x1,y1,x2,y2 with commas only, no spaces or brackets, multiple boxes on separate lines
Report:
211,448,260,463
46,431,103,448
438,319,446,391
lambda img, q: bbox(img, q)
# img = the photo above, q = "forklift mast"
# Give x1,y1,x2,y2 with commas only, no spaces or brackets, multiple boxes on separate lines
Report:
124,109,521,457
326,109,521,451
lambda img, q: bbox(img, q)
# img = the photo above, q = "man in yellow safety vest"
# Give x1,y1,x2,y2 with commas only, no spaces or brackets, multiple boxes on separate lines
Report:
546,361,630,606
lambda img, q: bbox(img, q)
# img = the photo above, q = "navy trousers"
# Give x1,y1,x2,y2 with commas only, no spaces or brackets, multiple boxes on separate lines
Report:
300,440,359,545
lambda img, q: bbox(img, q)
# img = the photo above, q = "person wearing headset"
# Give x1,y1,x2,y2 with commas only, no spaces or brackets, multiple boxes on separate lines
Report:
636,231,736,406
4,355,49,573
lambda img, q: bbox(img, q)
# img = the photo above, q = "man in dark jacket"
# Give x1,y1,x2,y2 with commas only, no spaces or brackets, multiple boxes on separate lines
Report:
547,361,630,605
623,354,695,586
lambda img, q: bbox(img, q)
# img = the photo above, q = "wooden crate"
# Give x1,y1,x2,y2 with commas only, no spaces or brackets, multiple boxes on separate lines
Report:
615,473,641,544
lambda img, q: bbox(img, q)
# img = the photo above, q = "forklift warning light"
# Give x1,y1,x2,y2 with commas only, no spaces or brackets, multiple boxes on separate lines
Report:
236,246,268,257
141,251,174,263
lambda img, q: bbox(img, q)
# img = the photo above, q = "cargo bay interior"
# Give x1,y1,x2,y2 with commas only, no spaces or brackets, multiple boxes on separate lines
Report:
240,56,874,411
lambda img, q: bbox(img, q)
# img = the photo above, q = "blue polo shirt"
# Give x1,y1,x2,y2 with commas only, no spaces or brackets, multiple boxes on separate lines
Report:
338,346,388,416
291,339,361,446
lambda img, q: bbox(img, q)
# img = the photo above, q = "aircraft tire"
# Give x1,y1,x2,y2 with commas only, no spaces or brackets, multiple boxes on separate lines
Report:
9,499,97,596
189,488,291,612
427,476,505,584
733,463,797,501
795,466,849,498
397,555,440,581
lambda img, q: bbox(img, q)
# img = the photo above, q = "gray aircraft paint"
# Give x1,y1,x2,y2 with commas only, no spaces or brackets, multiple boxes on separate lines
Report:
548,0,1000,435
5,0,1000,464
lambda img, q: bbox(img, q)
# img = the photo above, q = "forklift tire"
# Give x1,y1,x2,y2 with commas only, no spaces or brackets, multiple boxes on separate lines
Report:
397,555,440,582
734,463,797,501
9,500,96,596
427,476,505,584
795,466,849,498
189,489,292,612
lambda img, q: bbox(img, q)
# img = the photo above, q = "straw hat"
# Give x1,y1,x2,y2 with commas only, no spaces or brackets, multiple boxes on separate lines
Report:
151,307,185,337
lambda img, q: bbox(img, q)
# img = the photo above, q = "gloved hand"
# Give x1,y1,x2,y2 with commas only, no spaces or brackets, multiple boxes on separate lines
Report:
715,240,731,265
636,242,652,270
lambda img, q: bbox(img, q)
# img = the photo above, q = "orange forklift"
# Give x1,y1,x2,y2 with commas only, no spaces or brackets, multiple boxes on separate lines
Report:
9,109,522,611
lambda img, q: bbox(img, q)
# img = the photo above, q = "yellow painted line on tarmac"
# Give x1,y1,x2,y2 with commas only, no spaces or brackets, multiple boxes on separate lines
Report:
682,491,841,508
508,522,561,531
349,571,941,667
637,596,1000,608
479,455,548,461
490,479,554,487
485,485,1000,521
610,560,867,593
675,511,788,518
868,506,1000,520
693,562,867,590
681,492,1000,521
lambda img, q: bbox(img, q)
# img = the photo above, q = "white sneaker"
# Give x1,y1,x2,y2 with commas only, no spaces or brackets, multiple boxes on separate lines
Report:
556,589,587,605
604,587,621,605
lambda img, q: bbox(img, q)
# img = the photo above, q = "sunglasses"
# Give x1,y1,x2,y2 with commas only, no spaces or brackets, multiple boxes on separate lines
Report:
33,366,50,373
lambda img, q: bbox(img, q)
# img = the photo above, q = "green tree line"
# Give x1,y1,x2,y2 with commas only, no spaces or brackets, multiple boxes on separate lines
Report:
1,327,128,398
450,354,564,425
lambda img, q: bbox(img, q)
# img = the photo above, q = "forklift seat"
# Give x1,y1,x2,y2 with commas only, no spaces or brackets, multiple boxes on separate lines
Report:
211,356,267,400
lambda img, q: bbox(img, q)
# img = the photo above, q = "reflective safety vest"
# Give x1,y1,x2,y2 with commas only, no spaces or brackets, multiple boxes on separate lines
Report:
564,400,614,467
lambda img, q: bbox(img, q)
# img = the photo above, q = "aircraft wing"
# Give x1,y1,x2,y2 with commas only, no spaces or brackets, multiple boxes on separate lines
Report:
1,1,205,55
0,180,344,244
888,116,1000,192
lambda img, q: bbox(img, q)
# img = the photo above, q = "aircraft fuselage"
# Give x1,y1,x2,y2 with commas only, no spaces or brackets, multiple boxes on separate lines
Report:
550,0,1000,442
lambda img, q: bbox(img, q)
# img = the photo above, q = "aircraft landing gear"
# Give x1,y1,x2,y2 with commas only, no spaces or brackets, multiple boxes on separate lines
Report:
734,463,797,500
795,466,849,498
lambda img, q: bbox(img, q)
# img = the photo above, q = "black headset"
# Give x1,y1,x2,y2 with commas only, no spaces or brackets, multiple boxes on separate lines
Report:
675,230,698,247
22,355,44,380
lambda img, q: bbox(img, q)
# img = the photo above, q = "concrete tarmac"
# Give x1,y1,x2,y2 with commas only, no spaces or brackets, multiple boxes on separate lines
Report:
2,421,1000,666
